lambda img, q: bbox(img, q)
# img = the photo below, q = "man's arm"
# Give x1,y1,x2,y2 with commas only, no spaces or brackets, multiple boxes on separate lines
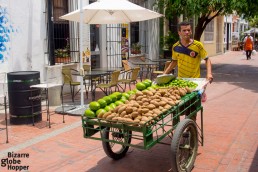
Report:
205,58,213,82
164,60,177,74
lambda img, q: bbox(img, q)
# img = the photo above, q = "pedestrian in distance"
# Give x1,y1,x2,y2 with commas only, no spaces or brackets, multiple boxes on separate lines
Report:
243,33,254,60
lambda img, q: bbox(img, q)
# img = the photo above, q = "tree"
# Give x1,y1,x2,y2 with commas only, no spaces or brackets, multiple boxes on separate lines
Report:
155,0,258,41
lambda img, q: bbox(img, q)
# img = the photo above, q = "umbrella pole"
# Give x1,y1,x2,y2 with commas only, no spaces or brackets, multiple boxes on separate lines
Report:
80,0,84,106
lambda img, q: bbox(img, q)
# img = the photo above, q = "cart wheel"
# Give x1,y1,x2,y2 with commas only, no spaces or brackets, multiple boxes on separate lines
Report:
171,119,198,172
102,127,132,160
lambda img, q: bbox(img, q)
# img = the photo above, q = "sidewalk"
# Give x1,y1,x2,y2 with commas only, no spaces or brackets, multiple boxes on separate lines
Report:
0,51,258,172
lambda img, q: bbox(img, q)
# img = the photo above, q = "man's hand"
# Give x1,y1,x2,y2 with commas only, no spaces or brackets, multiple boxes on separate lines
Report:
207,73,213,83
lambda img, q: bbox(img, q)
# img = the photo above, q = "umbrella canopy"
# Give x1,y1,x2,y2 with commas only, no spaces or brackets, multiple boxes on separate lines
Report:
244,28,258,34
60,0,163,24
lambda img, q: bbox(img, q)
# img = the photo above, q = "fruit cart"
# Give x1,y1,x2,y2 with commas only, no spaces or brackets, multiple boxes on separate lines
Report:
81,78,208,172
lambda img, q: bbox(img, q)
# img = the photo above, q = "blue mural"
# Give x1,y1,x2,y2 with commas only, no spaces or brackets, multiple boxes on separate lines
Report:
0,5,15,63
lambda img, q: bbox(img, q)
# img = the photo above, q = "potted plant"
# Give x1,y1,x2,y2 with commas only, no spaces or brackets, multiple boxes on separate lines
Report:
55,40,71,63
131,42,142,54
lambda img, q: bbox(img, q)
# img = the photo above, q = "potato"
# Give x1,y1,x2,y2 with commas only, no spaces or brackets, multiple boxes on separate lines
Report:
106,114,115,120
131,112,139,118
135,91,143,96
164,104,171,109
142,98,149,102
97,112,105,118
141,116,149,121
175,94,181,100
142,102,149,106
118,105,127,114
129,94,136,100
125,107,133,114
139,121,146,125
159,101,167,107
141,108,149,113
168,101,176,106
120,111,127,117
102,112,112,119
147,104,156,110
136,96,144,101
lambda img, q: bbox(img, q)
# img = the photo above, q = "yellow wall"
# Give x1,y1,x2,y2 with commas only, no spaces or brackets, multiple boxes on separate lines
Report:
200,16,224,57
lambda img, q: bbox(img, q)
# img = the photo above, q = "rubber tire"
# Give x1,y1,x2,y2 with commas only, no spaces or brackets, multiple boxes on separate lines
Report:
171,119,198,172
102,127,132,160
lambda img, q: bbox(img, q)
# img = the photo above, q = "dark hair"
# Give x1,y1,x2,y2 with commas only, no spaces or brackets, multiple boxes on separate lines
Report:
177,21,191,31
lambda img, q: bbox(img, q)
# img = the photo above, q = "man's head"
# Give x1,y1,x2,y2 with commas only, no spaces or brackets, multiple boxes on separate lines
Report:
177,21,192,41
247,33,250,37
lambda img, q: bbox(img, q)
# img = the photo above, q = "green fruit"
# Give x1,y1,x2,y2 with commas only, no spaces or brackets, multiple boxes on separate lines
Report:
147,87,155,91
122,92,130,99
151,84,158,89
89,101,101,111
96,109,107,116
84,109,95,117
144,79,152,84
132,89,138,93
105,106,113,112
109,94,117,103
143,81,151,88
136,82,146,91
109,103,116,109
120,96,127,103
112,92,122,100
102,96,112,105
115,100,124,106
97,99,107,108
127,90,133,95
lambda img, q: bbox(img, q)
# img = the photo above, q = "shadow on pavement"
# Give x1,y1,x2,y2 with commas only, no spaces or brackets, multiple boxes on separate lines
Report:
201,63,258,93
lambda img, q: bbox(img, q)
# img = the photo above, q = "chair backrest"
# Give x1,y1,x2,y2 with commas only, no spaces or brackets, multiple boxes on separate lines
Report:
0,72,7,97
122,60,131,71
46,65,63,86
110,70,121,86
130,67,140,81
62,68,73,84
83,64,91,71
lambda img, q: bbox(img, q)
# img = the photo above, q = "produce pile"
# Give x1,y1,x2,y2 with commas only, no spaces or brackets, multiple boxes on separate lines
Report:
84,78,198,126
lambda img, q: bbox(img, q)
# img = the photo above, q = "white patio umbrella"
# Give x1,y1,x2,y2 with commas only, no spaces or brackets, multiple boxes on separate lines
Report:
60,0,162,107
60,0,163,24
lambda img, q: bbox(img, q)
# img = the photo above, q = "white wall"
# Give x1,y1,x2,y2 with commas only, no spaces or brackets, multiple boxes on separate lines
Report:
0,0,46,80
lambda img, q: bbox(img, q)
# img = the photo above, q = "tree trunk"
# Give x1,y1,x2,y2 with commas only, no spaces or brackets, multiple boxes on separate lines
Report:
194,17,207,41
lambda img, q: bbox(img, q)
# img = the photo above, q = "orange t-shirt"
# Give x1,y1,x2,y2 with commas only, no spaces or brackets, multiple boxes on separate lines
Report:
245,37,253,50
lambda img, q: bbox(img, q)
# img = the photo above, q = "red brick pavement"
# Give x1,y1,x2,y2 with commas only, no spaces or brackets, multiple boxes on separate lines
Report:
0,51,258,172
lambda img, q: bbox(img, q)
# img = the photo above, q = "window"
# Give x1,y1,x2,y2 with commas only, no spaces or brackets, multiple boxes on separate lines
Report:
204,21,214,42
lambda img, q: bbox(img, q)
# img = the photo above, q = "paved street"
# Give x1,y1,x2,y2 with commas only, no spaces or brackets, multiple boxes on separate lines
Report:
0,51,258,172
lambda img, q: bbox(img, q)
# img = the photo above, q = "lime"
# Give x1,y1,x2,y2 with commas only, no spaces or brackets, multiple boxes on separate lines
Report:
109,103,116,109
109,94,117,103
84,109,96,117
136,82,146,91
143,81,151,88
97,99,107,108
144,79,152,84
105,105,113,112
89,101,101,111
119,96,127,103
132,89,138,93
147,87,155,91
122,92,130,99
126,90,134,95
112,92,122,100
115,100,124,106
96,109,107,116
102,96,112,105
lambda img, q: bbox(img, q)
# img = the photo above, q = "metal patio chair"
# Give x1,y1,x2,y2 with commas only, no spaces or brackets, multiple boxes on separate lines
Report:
30,65,65,128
